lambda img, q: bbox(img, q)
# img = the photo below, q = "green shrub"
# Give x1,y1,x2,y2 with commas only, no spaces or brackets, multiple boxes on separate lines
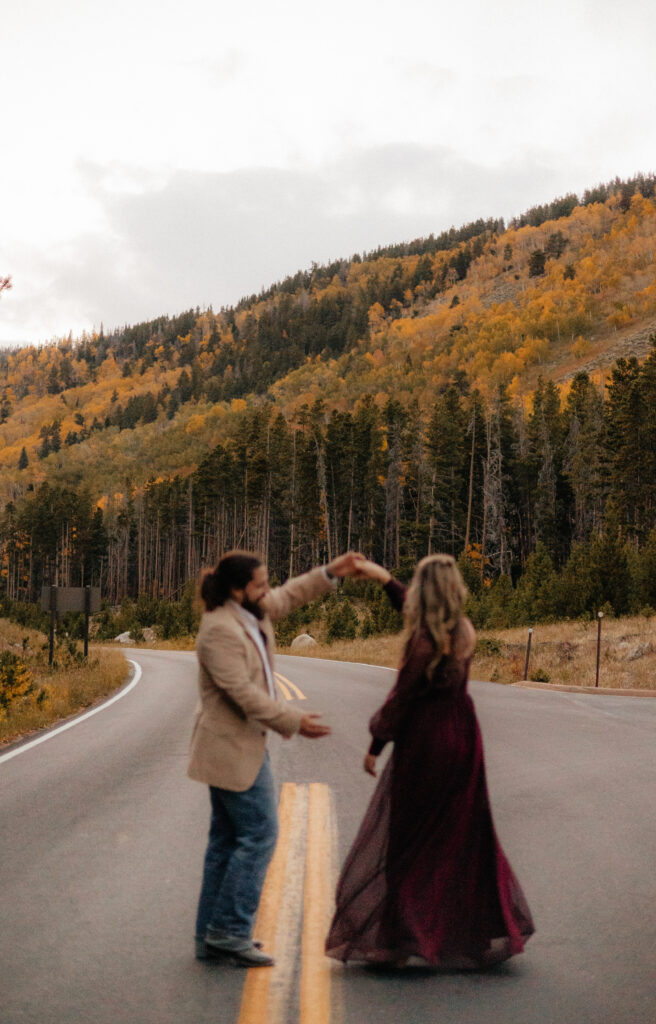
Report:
128,621,145,643
485,575,517,628
0,651,34,719
275,608,303,645
325,598,358,642
156,602,178,639
365,587,402,634
458,551,483,597
93,605,119,640
475,636,502,656
60,612,86,640
0,598,49,633
530,667,551,682
359,613,376,638
514,543,559,623
341,576,367,599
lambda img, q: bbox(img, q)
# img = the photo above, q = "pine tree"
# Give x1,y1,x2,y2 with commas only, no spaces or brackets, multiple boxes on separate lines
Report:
352,396,385,558
528,250,546,277
528,378,570,563
50,420,62,453
46,365,61,395
563,372,606,541
605,357,645,540
481,388,520,578
426,386,467,555
382,399,406,568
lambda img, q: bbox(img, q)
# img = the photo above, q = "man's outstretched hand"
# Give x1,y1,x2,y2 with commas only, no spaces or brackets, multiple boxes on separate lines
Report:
326,551,365,578
299,713,331,738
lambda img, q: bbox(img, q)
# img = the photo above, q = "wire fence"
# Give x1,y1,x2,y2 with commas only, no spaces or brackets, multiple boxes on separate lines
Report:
474,618,655,691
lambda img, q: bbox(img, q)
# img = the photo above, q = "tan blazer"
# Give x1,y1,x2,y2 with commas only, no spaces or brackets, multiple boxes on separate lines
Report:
187,567,333,791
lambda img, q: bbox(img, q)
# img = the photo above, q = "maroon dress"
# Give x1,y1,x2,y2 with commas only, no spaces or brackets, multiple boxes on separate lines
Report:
325,579,534,968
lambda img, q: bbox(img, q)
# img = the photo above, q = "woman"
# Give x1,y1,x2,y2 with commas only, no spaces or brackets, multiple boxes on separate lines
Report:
325,554,534,968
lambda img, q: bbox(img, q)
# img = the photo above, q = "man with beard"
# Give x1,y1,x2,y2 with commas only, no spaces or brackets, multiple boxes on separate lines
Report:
189,549,360,966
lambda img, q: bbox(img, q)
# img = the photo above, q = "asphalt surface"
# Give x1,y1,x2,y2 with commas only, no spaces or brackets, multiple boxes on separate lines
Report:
1,648,655,1024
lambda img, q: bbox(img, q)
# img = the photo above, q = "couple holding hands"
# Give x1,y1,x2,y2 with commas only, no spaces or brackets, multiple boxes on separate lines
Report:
188,550,533,969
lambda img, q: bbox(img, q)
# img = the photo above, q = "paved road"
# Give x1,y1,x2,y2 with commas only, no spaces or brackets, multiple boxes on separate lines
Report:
0,649,654,1024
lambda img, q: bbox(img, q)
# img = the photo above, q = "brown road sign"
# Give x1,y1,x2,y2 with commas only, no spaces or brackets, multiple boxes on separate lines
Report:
40,587,101,615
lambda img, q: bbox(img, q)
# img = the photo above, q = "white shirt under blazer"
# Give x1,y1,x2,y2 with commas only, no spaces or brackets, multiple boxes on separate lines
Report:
188,567,335,792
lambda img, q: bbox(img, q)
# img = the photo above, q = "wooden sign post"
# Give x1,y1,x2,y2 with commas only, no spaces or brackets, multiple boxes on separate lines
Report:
40,586,101,666
595,611,603,687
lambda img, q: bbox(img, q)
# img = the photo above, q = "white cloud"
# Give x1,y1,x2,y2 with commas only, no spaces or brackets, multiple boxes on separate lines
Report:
1,0,655,345
0,145,583,343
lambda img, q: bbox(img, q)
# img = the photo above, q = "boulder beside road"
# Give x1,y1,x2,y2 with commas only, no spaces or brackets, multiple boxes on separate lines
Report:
290,633,318,650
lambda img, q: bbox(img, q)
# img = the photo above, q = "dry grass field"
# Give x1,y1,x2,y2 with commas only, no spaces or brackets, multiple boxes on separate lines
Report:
281,633,405,669
472,615,656,690
109,612,656,692
0,618,129,745
281,615,656,692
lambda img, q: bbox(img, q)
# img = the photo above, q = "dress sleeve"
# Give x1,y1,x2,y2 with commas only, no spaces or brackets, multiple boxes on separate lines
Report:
368,627,434,755
383,578,406,612
367,577,409,754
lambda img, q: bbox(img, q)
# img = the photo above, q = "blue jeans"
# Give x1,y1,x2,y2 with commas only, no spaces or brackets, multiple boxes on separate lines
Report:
195,753,278,940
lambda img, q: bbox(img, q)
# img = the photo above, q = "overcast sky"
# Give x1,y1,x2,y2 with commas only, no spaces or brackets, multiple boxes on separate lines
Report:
1,0,655,347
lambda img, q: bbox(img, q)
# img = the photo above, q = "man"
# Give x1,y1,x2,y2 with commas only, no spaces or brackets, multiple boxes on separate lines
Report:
188,549,360,966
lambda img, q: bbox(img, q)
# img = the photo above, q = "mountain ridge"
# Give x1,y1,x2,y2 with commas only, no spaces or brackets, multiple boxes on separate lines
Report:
1,174,656,620
1,175,656,504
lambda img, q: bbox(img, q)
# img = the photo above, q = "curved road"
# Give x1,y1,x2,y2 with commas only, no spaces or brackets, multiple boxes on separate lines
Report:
0,649,654,1024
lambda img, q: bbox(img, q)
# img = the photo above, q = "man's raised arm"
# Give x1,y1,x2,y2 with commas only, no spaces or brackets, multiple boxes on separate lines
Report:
261,552,363,622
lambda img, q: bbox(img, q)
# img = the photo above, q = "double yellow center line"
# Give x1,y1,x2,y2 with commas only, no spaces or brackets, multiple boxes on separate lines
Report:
237,783,338,1024
274,672,307,702
300,784,335,1024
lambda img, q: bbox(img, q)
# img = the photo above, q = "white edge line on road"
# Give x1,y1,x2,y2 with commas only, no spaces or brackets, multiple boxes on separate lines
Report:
278,655,493,688
0,659,143,766
279,654,397,671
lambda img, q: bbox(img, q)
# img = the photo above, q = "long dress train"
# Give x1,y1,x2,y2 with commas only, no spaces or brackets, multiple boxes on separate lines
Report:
325,580,534,968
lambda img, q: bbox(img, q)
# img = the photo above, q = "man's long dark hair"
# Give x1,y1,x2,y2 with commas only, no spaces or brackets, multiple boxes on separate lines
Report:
200,551,263,611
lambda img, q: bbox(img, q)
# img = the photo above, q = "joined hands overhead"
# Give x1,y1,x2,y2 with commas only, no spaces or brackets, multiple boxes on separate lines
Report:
326,552,391,584
353,558,392,585
326,551,364,578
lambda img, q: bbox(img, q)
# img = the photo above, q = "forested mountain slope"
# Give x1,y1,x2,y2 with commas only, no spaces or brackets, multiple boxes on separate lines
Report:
2,174,656,622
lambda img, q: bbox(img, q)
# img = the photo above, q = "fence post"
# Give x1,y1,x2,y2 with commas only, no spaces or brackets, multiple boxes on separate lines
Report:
49,585,57,667
595,611,603,687
524,627,533,680
84,586,91,659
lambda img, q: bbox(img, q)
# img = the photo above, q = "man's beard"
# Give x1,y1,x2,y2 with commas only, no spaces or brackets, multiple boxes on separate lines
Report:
242,596,265,620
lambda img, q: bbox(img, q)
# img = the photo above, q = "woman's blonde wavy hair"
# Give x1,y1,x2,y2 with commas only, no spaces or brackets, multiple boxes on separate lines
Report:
402,554,468,672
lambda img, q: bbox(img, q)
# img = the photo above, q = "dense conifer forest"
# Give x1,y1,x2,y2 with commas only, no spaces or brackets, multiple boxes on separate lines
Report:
2,173,656,634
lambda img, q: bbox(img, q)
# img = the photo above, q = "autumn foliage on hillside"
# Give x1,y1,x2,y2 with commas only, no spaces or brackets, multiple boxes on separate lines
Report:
1,174,656,627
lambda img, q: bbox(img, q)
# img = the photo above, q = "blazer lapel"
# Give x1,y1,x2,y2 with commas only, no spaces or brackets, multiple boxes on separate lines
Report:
223,602,275,685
